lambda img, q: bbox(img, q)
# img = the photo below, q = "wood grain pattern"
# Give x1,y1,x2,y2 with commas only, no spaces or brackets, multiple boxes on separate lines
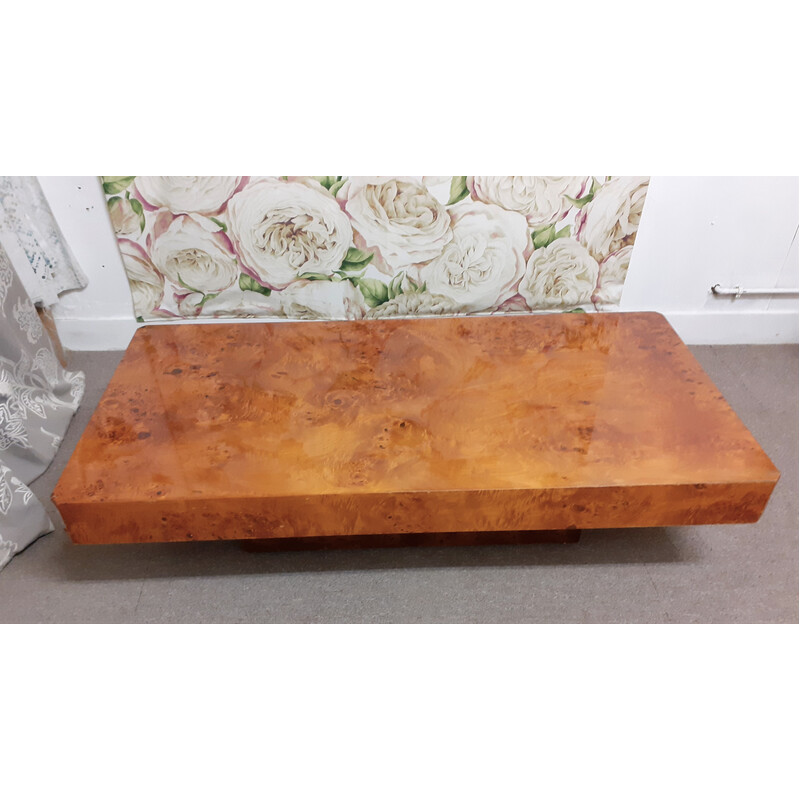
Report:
52,312,780,545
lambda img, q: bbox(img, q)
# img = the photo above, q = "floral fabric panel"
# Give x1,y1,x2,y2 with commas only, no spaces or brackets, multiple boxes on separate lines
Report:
102,176,649,321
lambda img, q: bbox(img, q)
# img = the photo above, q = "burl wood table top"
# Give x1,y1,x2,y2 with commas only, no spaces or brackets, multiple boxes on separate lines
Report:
53,312,779,544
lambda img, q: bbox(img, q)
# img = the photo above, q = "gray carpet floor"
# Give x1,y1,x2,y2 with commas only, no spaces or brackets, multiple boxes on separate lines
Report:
0,345,797,623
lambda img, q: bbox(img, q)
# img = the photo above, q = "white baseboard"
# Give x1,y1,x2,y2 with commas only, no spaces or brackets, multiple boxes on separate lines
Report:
55,317,140,351
53,309,799,351
662,310,798,345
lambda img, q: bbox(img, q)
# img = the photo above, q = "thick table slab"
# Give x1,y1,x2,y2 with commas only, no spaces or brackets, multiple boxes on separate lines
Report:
53,312,779,545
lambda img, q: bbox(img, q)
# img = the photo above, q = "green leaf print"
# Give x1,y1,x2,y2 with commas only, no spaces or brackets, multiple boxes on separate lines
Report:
340,247,374,271
197,292,220,309
565,177,602,209
238,273,272,296
129,197,146,232
448,176,469,205
353,277,390,308
329,178,346,197
298,272,334,281
531,224,571,250
176,275,203,294
553,224,571,241
532,224,556,249
388,272,405,300
102,176,135,195
313,176,343,192
210,217,227,232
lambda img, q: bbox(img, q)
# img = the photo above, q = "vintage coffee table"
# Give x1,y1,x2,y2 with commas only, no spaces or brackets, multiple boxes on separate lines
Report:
53,312,779,548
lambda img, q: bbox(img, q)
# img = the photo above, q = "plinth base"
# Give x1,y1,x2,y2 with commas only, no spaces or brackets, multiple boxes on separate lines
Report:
239,529,582,551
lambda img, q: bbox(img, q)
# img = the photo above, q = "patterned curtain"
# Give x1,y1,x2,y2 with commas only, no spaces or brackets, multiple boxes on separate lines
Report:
0,176,87,307
0,234,85,572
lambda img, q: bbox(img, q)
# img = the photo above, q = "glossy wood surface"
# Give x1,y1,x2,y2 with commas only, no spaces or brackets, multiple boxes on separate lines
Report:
53,312,780,544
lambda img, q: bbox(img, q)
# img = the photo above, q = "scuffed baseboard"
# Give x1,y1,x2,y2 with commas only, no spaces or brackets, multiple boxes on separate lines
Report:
52,309,799,351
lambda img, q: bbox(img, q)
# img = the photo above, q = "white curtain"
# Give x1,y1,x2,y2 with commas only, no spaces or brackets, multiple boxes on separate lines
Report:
0,179,85,572
0,176,87,306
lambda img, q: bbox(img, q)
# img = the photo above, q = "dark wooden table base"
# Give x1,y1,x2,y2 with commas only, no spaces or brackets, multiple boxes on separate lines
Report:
239,529,582,551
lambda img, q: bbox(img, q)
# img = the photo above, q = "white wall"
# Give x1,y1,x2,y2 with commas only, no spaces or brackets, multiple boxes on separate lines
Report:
40,176,799,350
621,176,798,344
38,176,138,349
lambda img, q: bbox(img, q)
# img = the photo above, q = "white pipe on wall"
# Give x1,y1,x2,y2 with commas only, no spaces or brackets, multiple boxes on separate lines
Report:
710,284,799,298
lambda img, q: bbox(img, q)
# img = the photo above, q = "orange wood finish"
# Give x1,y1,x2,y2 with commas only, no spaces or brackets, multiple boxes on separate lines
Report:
53,312,780,545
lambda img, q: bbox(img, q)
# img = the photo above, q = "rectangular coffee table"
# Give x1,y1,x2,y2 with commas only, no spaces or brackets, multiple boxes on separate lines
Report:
53,312,779,546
